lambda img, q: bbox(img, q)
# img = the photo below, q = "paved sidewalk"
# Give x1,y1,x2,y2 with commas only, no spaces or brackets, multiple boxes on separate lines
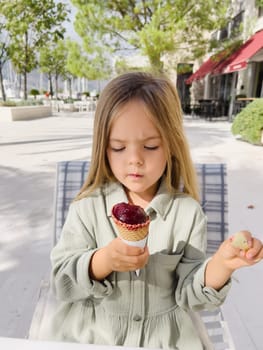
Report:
0,112,262,349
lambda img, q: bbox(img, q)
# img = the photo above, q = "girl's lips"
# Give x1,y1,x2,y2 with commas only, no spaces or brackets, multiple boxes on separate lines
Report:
128,173,143,178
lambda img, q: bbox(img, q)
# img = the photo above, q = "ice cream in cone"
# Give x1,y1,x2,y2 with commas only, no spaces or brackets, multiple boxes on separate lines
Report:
112,202,150,241
112,202,150,275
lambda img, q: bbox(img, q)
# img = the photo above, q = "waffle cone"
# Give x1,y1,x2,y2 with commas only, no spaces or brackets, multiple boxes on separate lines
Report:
112,216,150,241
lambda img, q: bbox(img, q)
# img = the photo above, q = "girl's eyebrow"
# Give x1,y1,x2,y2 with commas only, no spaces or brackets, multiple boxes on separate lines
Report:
109,136,161,142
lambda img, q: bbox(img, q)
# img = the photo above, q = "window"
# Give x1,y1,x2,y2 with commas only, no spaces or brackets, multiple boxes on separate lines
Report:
219,26,228,40
231,11,244,37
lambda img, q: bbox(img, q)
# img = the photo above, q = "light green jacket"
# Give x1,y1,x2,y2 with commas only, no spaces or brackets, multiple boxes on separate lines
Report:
48,180,230,349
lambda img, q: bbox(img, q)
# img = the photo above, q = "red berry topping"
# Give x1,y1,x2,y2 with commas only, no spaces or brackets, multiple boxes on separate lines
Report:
112,202,147,224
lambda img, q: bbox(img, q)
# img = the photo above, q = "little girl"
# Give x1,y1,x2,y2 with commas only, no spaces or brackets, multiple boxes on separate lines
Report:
48,72,263,349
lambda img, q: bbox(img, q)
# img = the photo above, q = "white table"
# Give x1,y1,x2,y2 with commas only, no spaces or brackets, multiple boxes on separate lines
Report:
0,337,145,350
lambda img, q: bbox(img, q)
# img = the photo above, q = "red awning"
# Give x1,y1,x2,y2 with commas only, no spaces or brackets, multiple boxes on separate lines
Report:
217,29,263,74
185,51,226,84
186,29,263,82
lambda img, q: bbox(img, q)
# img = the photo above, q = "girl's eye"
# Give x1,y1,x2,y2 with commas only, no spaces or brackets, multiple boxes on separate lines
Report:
144,145,159,150
111,147,125,152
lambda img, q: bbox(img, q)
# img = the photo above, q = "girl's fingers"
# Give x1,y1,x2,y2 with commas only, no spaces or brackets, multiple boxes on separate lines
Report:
245,238,263,261
221,235,263,268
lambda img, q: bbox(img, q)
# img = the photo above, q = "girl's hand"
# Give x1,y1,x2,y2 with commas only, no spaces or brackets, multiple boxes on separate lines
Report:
105,237,149,272
217,230,263,271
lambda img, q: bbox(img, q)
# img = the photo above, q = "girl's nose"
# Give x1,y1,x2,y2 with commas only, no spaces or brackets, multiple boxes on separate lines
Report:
128,149,144,166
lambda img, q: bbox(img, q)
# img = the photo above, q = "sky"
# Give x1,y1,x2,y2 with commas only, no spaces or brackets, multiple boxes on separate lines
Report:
57,0,80,41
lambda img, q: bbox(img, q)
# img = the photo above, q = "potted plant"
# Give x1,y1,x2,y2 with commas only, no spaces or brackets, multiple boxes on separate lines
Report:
30,89,40,99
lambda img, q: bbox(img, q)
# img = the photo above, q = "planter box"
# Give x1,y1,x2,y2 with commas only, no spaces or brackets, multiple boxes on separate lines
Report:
0,105,52,121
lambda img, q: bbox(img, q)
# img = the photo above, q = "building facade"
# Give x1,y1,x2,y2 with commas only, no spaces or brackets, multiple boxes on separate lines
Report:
186,0,263,119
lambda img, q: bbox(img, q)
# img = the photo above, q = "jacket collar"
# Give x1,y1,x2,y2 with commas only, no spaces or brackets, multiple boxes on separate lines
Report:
105,178,175,220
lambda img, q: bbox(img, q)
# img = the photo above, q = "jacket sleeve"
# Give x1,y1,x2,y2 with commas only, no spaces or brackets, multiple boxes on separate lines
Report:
50,202,114,302
175,207,231,311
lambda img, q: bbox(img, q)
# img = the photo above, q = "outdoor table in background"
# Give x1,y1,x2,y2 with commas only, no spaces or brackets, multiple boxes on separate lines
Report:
73,99,97,112
191,99,228,121
233,97,257,115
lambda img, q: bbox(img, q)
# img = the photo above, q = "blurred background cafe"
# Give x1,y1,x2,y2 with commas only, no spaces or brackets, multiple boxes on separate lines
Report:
178,4,263,122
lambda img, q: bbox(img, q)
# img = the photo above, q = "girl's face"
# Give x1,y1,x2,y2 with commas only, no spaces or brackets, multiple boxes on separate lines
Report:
107,99,167,206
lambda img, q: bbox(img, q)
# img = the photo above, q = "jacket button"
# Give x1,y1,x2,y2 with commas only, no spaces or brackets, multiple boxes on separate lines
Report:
133,314,142,321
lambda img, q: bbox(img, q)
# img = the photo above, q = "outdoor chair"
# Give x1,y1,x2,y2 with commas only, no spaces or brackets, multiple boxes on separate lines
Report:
29,161,234,350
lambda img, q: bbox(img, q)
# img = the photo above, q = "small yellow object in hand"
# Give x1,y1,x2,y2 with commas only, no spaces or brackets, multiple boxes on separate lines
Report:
231,231,251,251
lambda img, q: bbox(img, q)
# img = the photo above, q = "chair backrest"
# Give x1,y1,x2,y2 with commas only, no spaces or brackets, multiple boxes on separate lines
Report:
195,163,228,255
53,161,90,246
53,161,228,253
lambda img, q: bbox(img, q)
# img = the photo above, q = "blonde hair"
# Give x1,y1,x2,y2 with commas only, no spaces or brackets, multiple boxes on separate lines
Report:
75,71,199,202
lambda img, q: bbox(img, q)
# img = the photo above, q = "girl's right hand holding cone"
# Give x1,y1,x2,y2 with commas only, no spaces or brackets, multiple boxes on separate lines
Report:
89,237,149,280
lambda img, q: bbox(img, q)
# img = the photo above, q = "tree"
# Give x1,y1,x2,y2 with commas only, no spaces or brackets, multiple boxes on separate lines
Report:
0,0,69,100
39,40,68,98
30,88,40,99
115,56,150,74
71,0,232,73
66,39,112,81
0,15,9,101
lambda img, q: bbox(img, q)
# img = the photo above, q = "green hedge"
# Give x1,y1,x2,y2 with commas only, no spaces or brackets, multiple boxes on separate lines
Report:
0,99,43,107
0,100,17,107
231,98,263,145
